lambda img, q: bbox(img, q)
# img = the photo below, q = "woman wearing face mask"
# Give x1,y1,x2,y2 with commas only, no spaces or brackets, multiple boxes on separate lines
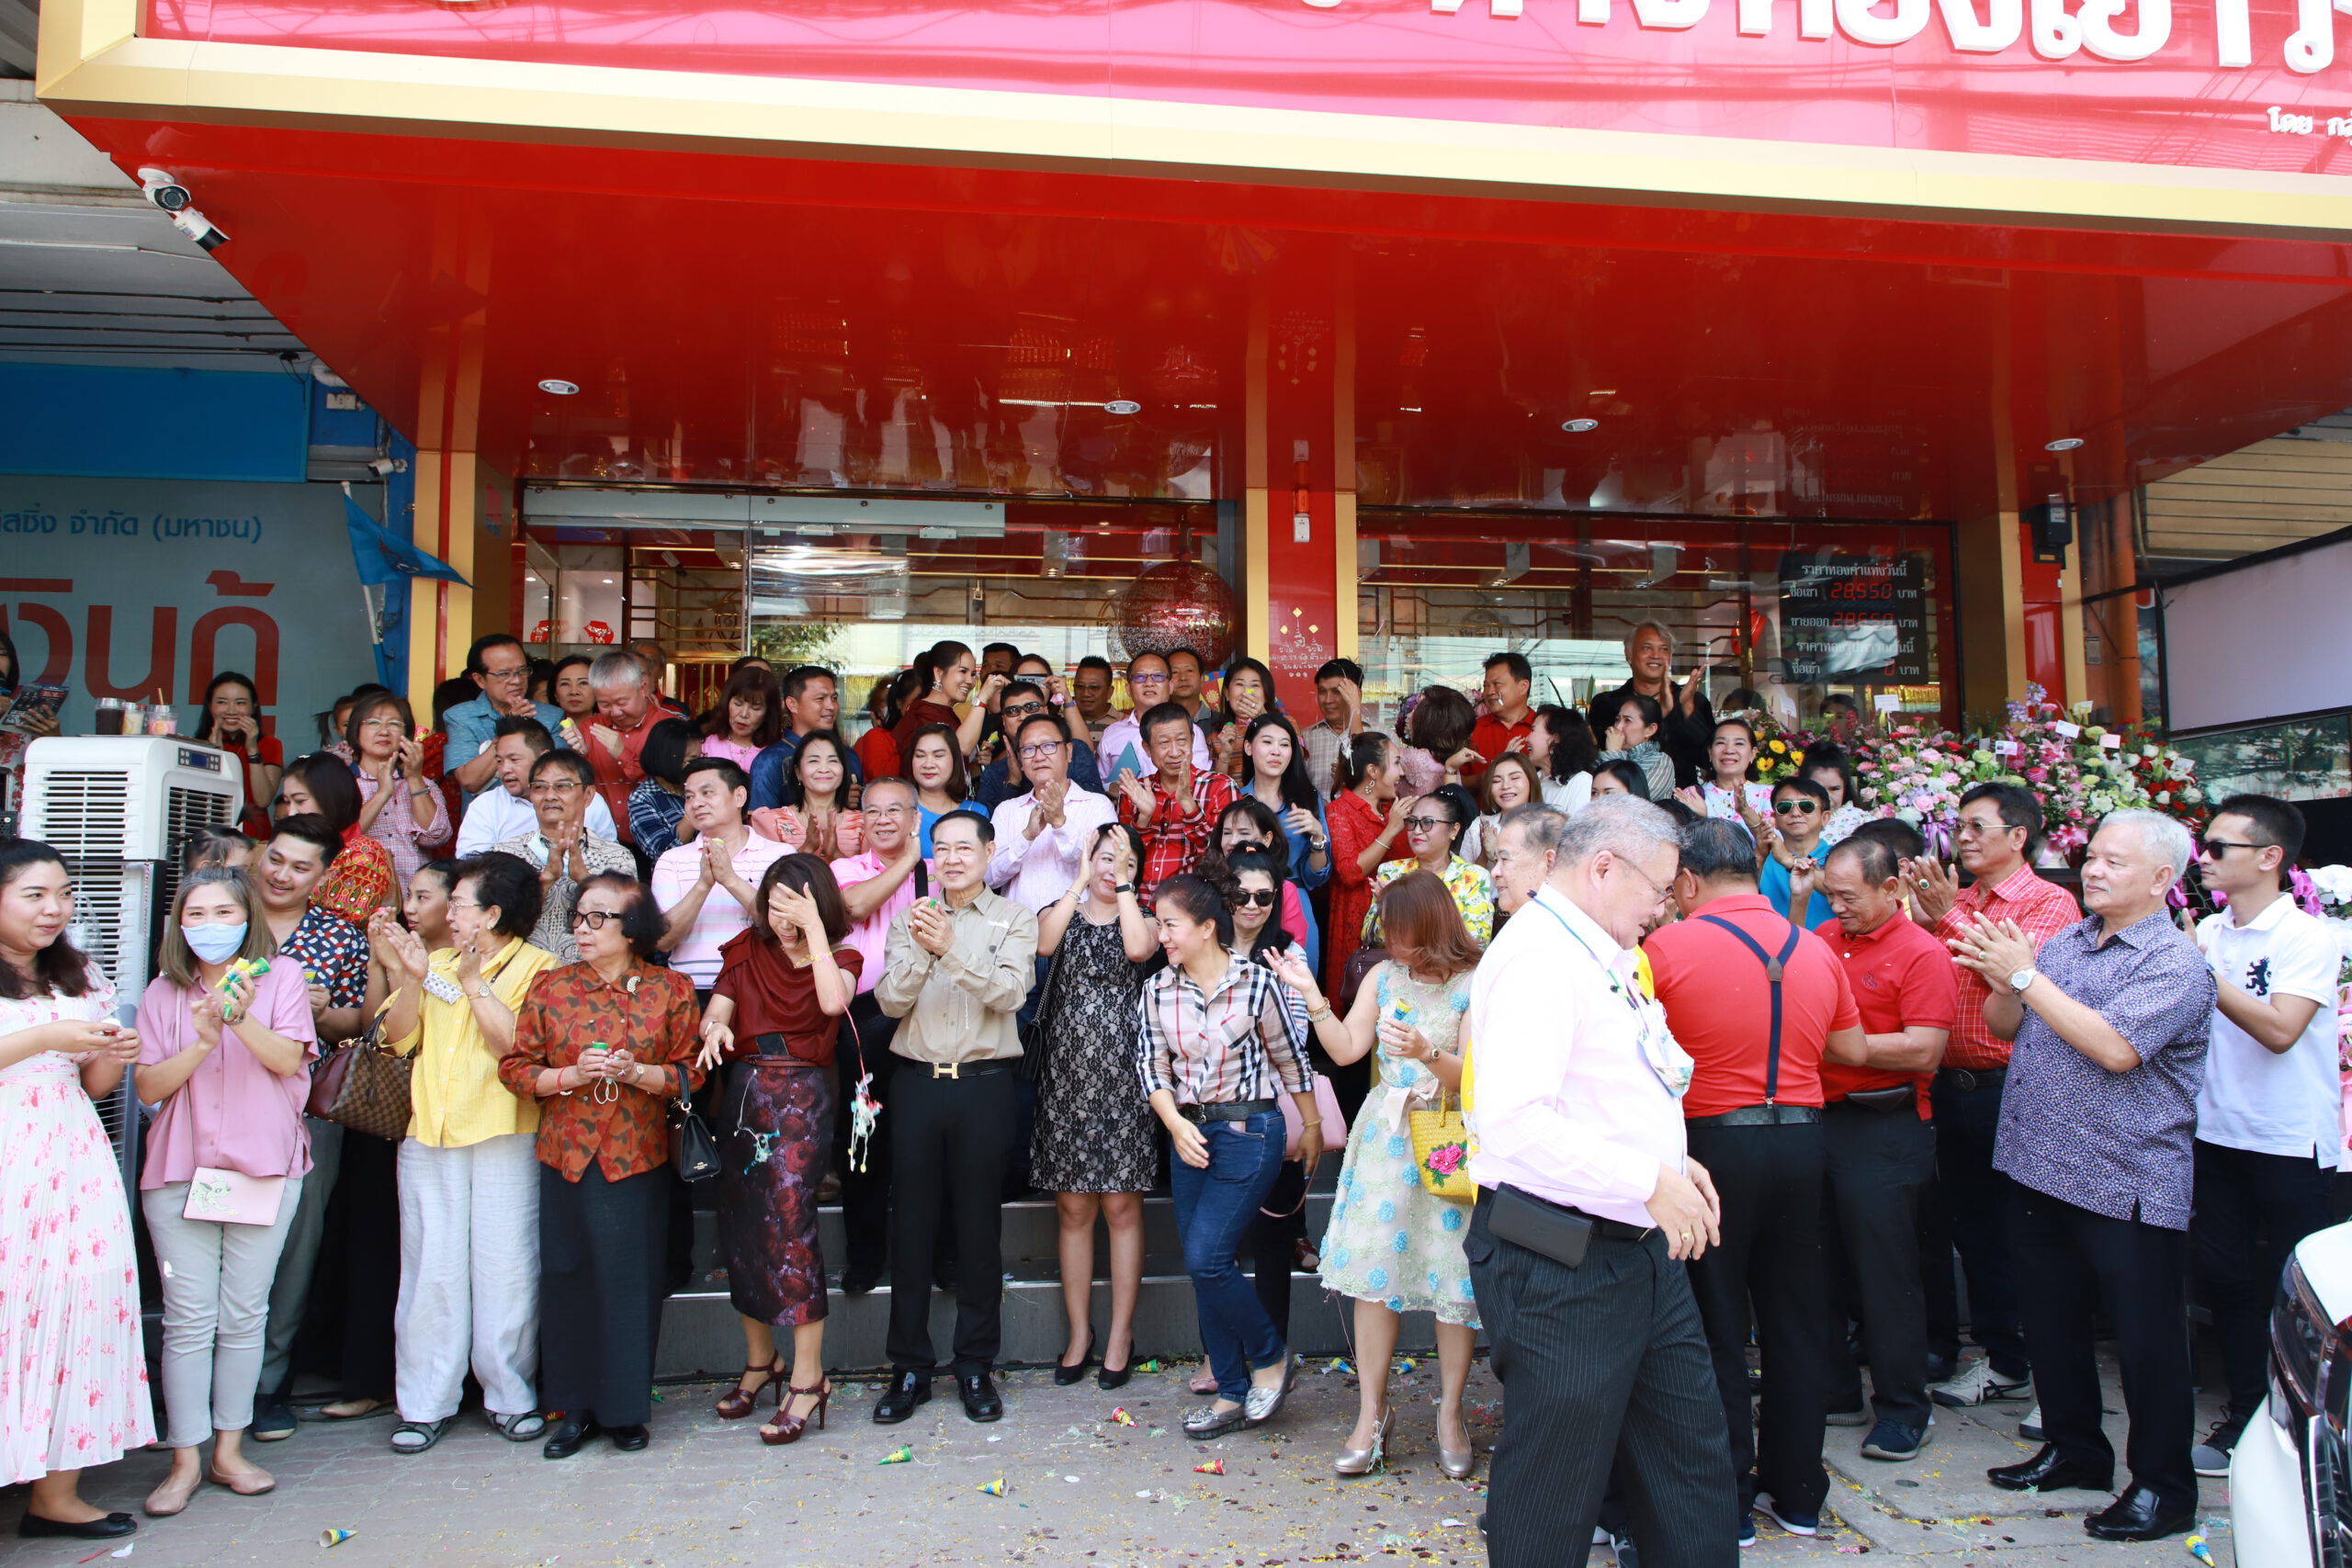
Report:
132,868,318,1518
1140,874,1321,1440
1463,752,1542,870
344,693,450,892
0,840,151,1542
278,753,397,926
1030,823,1157,1391
1363,785,1492,948
756,730,865,861
1326,734,1413,983
372,853,558,1455
904,724,968,858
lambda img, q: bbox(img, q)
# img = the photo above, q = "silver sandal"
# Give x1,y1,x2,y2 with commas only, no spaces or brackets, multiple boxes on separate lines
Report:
489,1410,548,1441
390,1417,449,1454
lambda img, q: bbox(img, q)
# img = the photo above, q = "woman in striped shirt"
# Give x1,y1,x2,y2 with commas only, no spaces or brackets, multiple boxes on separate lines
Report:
1136,874,1323,1441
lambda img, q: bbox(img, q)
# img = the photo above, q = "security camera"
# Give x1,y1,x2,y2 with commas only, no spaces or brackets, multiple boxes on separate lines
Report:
169,208,229,252
136,166,193,212
366,457,408,477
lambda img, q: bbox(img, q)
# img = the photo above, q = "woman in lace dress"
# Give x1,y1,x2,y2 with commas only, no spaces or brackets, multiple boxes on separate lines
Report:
0,840,153,1542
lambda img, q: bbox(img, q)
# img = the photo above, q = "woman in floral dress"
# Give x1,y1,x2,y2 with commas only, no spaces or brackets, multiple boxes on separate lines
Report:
0,840,153,1541
1363,785,1495,948
1267,870,1482,1480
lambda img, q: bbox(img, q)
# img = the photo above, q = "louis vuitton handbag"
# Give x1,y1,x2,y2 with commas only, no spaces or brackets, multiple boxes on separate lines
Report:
307,1021,415,1143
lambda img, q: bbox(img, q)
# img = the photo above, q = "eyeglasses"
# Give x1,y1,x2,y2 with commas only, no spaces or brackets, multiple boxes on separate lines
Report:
359,716,406,730
569,908,623,930
1233,887,1279,908
448,898,484,911
1129,672,1169,686
2199,837,2264,858
1613,857,1676,908
480,664,528,682
1403,816,1452,833
1773,800,1821,816
1016,741,1064,760
1953,817,2013,840
529,780,584,795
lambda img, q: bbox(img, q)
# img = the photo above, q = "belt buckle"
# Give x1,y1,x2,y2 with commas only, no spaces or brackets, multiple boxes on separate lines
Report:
931,1060,961,1079
1177,1104,1204,1124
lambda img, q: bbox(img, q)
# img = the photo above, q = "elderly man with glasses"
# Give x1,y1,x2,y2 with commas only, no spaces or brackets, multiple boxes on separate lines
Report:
492,750,637,963
970,681,1105,812
443,633,571,802
1097,652,1210,785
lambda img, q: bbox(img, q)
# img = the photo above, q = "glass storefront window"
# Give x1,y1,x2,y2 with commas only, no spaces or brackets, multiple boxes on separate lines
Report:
1352,511,1956,733
2171,714,2352,803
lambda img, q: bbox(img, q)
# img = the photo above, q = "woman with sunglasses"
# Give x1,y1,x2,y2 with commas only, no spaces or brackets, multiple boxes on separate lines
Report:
1361,784,1493,948
1205,798,1318,971
1760,776,1838,931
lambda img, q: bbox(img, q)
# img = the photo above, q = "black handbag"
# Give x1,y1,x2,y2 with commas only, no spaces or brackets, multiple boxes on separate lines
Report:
668,1083,720,1183
1016,945,1063,1087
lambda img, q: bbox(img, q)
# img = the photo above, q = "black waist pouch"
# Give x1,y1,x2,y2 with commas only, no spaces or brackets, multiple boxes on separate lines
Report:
1487,1185,1596,1269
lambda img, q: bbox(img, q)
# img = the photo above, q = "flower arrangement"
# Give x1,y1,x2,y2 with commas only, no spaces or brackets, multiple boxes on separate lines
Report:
1723,708,1810,788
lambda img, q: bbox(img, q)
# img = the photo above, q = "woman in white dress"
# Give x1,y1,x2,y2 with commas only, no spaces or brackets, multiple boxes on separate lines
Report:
0,840,153,1542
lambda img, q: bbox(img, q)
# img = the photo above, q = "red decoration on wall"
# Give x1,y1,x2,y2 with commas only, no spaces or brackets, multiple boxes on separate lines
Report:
1114,560,1237,671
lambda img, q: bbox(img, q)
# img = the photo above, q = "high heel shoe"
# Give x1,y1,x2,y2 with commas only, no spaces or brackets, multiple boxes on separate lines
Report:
1054,1331,1095,1387
1334,1407,1396,1476
1097,1344,1134,1391
717,1358,786,1419
1437,1422,1476,1479
762,1380,831,1446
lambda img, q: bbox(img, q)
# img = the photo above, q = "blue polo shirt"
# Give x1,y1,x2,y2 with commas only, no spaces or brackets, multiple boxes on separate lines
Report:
441,693,570,803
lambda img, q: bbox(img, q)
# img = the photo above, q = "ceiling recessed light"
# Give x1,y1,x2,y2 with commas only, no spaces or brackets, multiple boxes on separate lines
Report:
1561,418,1600,433
538,378,580,396
2044,436,2084,451
1104,399,1141,415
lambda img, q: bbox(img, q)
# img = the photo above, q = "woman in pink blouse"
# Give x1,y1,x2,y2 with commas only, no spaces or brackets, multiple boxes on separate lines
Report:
345,691,450,891
132,868,317,1519
698,663,783,772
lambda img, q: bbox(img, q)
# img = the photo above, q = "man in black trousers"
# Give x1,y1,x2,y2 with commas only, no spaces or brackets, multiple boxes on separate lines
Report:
1465,799,1737,1567
871,809,1038,1426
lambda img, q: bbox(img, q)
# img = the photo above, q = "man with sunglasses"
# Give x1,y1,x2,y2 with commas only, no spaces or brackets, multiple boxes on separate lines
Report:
2186,794,2340,1479
1097,653,1211,785
492,750,636,963
1646,817,1866,1543
984,708,1115,912
970,681,1104,813
1761,777,1837,931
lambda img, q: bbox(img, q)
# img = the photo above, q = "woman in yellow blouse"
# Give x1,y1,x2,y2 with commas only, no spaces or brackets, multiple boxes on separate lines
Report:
1361,785,1494,948
370,852,558,1455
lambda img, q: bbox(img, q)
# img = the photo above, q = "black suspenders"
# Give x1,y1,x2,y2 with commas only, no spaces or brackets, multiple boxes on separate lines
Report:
1697,915,1804,1105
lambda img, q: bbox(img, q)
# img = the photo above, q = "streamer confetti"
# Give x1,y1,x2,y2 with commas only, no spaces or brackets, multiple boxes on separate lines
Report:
1135,1359,1162,1373
319,1529,356,1549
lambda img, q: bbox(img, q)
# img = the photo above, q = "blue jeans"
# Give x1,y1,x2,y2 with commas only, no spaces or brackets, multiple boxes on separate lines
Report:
1170,1110,1287,1401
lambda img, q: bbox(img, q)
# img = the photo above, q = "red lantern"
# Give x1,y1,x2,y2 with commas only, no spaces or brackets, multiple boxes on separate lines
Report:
1114,560,1237,671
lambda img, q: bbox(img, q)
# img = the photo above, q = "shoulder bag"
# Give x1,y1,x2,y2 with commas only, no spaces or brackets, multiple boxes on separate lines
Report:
308,1020,415,1143
669,1073,721,1183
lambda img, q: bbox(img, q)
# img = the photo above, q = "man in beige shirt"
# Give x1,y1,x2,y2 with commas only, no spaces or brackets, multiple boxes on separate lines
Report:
873,808,1038,1429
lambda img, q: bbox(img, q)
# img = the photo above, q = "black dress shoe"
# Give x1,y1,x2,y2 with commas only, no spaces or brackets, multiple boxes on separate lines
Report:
842,1267,882,1297
607,1423,650,1452
2084,1485,2194,1541
1987,1445,2113,1494
542,1415,604,1459
18,1512,138,1540
1097,1358,1133,1391
958,1371,1004,1423
873,1369,932,1425
1054,1335,1094,1387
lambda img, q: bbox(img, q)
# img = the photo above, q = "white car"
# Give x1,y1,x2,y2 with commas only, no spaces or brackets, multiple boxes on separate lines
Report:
2233,1219,2352,1568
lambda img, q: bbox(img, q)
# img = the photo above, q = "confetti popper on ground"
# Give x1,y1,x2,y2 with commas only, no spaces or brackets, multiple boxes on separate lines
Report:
1329,1358,1353,1374
1396,1358,1419,1374
978,1478,1010,1497
1110,1407,1137,1426
2185,1537,2217,1568
319,1529,356,1548
878,1445,912,1464
1193,1459,1225,1474
1136,1359,1162,1373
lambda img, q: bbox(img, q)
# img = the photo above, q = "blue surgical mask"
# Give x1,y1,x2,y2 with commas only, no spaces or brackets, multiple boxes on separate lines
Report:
183,922,248,964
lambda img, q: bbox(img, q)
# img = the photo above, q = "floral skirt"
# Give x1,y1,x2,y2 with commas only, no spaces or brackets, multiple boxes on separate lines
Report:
1316,1114,1481,1327
717,1060,832,1327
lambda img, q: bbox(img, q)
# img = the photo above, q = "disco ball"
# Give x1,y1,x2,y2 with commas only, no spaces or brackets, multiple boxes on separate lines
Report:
1113,559,1237,670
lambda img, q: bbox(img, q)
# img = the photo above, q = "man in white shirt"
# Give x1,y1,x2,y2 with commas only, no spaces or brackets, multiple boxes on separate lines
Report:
492,750,636,963
650,757,788,995
1096,651,1210,784
1301,658,1375,802
2188,793,2343,1478
457,716,616,856
1465,796,1734,1567
986,710,1116,911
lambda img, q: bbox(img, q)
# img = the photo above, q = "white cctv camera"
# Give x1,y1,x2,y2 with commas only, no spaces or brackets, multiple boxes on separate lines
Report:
169,208,229,252
367,457,408,477
136,166,193,212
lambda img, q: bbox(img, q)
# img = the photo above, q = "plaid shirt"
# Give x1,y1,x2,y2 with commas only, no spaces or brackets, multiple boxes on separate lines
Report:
1930,863,2081,1071
627,780,688,860
1135,952,1311,1108
1118,770,1239,898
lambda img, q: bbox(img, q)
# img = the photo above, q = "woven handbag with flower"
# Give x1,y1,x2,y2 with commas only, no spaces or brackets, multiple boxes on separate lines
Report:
1408,1090,1475,1202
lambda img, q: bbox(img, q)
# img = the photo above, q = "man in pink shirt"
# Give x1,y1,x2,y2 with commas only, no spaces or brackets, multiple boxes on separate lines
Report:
831,777,932,1294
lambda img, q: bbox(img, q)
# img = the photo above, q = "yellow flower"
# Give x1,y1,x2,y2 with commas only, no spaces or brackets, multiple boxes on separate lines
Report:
1769,740,1788,754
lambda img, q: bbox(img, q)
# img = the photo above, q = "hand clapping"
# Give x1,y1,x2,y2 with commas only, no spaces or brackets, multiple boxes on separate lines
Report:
909,899,955,957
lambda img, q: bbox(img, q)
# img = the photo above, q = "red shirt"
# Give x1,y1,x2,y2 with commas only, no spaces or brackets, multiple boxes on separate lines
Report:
854,726,901,784
1645,892,1861,1118
1118,769,1239,899
1325,788,1410,976
1814,912,1959,1118
890,698,961,765
582,714,658,844
1928,863,2081,1072
1466,711,1533,785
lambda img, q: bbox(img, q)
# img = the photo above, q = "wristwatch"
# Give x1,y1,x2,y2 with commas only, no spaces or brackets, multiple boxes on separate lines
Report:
1114,882,1136,896
2007,967,2038,997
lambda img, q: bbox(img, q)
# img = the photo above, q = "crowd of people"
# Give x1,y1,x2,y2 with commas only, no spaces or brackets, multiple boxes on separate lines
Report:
0,625,2338,1566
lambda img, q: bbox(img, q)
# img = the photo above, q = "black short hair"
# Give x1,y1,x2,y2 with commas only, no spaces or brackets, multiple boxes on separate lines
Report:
578,870,664,960
1959,781,2044,859
1844,816,1925,864
1599,760,1649,796
1076,655,1114,678
464,632,526,677
553,653,593,679
492,714,555,752
2213,793,2307,889
1608,691,1665,731
269,813,343,867
283,752,363,836
1483,651,1532,684
933,807,995,848
1165,647,1203,671
981,641,1022,661
1826,834,1900,885
1000,680,1047,707
1314,658,1364,687
1014,710,1070,749
682,755,751,796
1125,650,1170,676
781,665,837,704
1138,701,1194,744
1406,686,1477,762
529,749,595,790
1679,818,1760,884
457,852,543,941
639,716,701,789
1772,775,1834,813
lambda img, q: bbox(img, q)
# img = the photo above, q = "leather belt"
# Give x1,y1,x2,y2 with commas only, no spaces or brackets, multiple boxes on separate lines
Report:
1936,1066,2007,1095
1179,1098,1277,1124
1832,1084,1919,1114
1686,1104,1823,1128
926,1058,1016,1078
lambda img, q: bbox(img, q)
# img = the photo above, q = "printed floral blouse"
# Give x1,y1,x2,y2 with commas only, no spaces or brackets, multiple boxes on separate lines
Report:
498,958,705,1182
1363,854,1496,948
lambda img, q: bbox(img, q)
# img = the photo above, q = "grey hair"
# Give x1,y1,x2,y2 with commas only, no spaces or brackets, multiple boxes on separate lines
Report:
1497,802,1568,853
588,651,645,690
2097,808,2194,881
1558,793,1681,869
1625,618,1674,656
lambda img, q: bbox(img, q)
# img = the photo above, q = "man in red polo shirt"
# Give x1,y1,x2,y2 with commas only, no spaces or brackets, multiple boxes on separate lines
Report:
1905,782,2079,1414
1646,818,1864,1543
1466,652,1535,788
1815,834,1959,1465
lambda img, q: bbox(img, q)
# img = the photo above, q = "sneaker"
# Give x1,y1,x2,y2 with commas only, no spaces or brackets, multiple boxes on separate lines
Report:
1924,1350,1957,1385
1930,1358,2032,1407
1860,1419,1928,1461
1825,1406,1871,1427
2018,1404,2045,1442
1737,1512,1756,1549
1754,1493,1819,1536
2191,1414,2251,1477
249,1392,297,1443
1604,1529,1641,1567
